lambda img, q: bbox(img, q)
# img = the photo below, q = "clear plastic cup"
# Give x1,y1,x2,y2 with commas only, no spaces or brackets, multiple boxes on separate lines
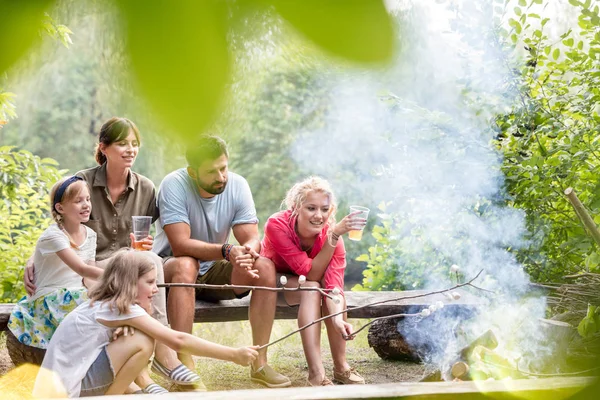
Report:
132,216,152,251
348,206,370,241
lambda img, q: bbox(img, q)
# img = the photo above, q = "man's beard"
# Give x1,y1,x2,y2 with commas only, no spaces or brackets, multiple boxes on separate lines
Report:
196,178,227,195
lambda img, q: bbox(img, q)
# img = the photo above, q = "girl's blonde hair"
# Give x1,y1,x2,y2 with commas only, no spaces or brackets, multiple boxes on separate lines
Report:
89,250,155,315
283,176,338,227
49,176,89,229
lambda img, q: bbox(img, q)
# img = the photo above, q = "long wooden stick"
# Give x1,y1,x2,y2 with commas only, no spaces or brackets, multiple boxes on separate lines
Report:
159,282,333,293
257,270,485,350
158,282,339,301
564,187,600,247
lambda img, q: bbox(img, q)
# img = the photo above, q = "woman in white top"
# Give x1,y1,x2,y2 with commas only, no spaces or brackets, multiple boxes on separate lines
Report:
8,176,103,352
34,250,258,398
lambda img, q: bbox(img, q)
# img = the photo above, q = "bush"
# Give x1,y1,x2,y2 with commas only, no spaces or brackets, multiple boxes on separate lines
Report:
0,146,64,302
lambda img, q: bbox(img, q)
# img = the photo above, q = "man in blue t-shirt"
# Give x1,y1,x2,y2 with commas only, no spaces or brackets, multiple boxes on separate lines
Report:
153,135,291,388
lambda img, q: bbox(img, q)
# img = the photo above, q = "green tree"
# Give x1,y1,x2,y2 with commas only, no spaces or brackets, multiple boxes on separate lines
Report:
496,0,600,282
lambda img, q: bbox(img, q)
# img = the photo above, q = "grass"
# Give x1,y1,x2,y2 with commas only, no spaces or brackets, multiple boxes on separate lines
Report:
152,319,426,391
0,320,426,393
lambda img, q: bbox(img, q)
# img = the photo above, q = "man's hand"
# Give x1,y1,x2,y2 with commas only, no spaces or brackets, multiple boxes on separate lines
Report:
229,245,259,279
24,257,36,296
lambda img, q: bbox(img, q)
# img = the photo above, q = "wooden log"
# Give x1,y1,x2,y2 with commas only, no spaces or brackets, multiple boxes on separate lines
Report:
419,329,498,382
367,317,421,362
564,187,600,247
366,295,480,363
459,329,498,361
451,361,469,379
5,329,45,366
0,303,12,331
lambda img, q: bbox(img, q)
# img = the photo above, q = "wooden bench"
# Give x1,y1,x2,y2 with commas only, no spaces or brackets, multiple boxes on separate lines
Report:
0,289,480,330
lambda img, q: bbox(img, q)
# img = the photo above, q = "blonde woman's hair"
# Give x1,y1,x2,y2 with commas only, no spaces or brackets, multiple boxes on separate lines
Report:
49,176,89,229
89,250,155,315
283,176,338,227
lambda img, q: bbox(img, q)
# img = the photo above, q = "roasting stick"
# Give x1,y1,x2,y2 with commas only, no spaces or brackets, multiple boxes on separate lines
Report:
257,269,487,350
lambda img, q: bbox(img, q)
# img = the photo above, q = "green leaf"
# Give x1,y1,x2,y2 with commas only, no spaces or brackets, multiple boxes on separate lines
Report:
356,254,370,262
0,0,54,75
269,0,395,64
116,0,230,143
553,48,560,60
518,0,526,6
563,38,574,47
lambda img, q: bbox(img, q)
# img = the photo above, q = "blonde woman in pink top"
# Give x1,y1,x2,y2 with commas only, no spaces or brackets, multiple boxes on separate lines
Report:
260,176,367,386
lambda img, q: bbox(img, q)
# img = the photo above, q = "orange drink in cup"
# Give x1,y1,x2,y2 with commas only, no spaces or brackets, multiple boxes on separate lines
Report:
348,206,369,241
132,216,152,251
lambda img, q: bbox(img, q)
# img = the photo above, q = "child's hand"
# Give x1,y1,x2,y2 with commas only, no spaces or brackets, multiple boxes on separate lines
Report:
111,326,135,341
233,345,259,366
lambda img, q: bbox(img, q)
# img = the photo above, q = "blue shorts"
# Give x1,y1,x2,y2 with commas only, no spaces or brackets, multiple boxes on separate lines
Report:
80,347,115,397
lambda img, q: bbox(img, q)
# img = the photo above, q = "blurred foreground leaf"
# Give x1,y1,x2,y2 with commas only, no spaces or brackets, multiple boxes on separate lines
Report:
116,0,230,143
267,0,394,64
0,0,54,75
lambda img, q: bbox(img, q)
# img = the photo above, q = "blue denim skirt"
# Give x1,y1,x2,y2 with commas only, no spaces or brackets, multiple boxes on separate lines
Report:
80,347,115,397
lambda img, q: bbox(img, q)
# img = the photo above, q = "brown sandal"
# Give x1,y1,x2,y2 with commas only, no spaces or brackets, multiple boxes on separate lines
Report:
333,367,365,384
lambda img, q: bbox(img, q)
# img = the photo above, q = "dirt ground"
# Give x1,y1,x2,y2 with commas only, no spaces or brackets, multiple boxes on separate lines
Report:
0,320,427,391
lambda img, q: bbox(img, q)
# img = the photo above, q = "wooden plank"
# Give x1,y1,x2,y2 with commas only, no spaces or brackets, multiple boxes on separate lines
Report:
1,290,481,329
68,377,594,400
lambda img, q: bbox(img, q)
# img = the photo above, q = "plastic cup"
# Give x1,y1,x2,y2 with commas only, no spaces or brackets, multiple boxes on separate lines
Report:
132,216,152,251
348,206,369,241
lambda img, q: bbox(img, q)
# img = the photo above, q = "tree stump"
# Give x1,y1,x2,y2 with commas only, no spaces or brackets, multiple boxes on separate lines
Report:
6,330,45,366
367,317,422,361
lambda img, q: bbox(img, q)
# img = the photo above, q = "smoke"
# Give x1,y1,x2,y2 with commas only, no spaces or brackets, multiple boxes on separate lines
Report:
289,1,559,374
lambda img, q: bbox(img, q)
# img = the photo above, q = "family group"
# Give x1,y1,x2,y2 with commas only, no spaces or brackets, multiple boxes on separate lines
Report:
7,117,368,397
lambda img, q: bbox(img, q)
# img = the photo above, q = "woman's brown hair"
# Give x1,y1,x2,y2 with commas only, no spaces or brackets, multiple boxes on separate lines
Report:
88,250,155,314
94,117,141,165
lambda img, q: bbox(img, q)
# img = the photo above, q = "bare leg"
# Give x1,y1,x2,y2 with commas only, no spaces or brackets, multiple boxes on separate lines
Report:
163,256,199,369
283,277,325,385
322,298,351,373
231,257,276,368
104,330,155,395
